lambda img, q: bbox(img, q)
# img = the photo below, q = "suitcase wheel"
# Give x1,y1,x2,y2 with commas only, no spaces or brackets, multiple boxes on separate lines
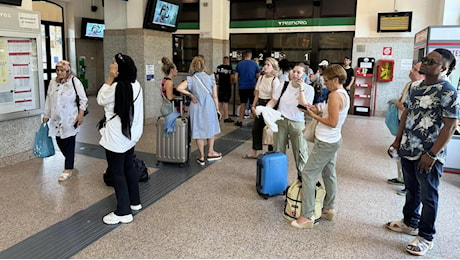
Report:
257,190,269,200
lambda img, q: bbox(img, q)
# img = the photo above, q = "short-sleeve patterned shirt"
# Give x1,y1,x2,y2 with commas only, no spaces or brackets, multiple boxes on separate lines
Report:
400,80,459,164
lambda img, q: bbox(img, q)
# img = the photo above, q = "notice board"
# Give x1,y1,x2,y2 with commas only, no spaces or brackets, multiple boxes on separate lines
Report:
0,6,44,121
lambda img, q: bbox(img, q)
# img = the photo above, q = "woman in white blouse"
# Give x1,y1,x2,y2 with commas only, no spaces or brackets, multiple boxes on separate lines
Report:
43,60,88,182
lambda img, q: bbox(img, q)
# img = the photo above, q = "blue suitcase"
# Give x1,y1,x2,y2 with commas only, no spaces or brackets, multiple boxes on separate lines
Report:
256,152,288,199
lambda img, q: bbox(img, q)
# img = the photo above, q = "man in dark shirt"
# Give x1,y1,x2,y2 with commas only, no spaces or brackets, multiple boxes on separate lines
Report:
385,49,458,256
343,56,355,95
215,56,235,123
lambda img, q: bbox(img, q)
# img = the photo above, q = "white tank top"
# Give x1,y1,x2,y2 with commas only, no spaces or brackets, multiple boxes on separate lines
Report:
315,88,350,143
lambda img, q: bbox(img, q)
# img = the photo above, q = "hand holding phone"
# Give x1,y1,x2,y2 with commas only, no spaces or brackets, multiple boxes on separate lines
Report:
297,104,308,110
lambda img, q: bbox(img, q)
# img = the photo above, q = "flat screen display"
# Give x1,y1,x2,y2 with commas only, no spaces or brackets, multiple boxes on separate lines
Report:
143,0,182,32
377,12,412,32
0,0,22,6
81,18,105,40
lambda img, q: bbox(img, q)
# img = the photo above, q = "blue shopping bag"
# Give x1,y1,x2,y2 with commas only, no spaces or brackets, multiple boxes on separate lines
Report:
385,102,399,136
33,123,55,158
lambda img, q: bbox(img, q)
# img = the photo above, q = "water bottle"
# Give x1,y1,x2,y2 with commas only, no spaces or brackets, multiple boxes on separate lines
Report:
389,146,399,160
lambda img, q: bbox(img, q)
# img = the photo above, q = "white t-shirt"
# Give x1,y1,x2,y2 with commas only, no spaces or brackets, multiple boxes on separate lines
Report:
278,71,290,83
256,75,280,99
273,81,314,122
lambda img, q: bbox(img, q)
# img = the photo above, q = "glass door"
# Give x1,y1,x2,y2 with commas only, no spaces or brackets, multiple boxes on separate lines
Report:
41,22,64,94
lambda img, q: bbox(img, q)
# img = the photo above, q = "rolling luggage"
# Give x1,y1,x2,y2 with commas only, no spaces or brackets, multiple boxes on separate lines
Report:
256,151,288,199
156,97,190,167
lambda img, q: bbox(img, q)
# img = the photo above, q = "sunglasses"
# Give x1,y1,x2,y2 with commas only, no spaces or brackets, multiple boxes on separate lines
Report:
420,57,441,66
323,76,336,83
117,53,125,63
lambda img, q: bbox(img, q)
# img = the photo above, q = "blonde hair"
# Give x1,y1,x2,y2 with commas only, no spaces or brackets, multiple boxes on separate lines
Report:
265,57,279,77
190,56,206,73
161,57,176,75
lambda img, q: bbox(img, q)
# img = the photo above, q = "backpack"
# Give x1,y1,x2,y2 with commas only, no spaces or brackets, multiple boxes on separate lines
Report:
283,179,326,222
103,155,150,187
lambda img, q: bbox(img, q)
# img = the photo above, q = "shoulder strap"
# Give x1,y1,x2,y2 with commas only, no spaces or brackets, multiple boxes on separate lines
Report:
194,74,212,97
279,81,289,99
273,81,289,110
72,77,79,106
133,86,141,102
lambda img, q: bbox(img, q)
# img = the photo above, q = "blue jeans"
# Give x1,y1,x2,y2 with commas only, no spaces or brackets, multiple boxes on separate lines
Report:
401,158,442,241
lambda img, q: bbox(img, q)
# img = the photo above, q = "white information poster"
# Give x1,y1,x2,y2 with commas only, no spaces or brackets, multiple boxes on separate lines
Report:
0,37,40,114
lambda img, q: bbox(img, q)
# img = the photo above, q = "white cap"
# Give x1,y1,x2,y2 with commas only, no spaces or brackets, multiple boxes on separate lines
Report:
318,60,329,66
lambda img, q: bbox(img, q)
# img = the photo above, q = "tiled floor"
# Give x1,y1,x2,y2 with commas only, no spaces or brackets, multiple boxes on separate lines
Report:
1,96,459,258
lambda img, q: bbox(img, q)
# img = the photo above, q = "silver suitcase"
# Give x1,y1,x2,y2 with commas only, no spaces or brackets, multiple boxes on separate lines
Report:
155,97,190,167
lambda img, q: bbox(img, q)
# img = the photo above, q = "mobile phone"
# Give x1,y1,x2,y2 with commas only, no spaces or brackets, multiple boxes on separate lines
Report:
74,121,79,128
297,104,308,110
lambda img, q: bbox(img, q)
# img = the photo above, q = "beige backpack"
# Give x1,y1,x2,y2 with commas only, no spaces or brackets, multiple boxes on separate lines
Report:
283,179,326,222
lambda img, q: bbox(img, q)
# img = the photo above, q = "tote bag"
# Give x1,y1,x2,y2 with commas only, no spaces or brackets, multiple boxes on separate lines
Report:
385,102,399,136
303,118,318,143
33,124,55,158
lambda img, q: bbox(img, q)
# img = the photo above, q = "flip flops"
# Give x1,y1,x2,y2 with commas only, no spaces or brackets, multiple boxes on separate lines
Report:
196,158,206,166
58,171,72,182
207,153,222,161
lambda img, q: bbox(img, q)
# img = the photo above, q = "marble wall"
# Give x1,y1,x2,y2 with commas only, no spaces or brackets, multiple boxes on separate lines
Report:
104,28,172,124
352,37,414,116
0,116,41,168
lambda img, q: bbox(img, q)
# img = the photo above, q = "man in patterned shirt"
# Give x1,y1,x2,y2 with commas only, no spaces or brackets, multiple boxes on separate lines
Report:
385,48,458,256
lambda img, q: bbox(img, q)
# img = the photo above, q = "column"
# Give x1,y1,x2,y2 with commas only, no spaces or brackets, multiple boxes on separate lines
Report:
103,0,173,121
198,0,230,73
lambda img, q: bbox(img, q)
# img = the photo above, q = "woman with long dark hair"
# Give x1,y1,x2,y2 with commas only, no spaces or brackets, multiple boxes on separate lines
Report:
97,53,144,225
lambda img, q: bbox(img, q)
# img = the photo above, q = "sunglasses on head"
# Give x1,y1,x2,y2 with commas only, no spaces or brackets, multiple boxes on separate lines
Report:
117,53,125,63
420,57,441,66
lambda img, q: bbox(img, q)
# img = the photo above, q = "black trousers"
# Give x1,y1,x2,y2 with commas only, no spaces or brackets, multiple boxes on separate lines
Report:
252,99,273,151
252,114,265,151
105,147,140,216
56,135,76,170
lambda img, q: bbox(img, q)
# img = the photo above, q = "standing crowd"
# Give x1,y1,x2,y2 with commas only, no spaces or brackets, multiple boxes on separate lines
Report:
41,48,458,257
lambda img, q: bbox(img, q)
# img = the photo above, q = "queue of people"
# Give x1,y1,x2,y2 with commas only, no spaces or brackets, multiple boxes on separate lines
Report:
39,49,458,257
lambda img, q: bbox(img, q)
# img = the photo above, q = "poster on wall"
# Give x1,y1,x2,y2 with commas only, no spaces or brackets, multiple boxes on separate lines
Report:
0,37,40,115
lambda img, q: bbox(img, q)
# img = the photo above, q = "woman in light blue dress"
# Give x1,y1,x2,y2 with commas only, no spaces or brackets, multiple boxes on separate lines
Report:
177,56,222,166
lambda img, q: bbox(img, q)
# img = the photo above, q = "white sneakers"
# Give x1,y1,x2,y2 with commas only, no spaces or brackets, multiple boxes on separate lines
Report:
103,204,142,225
130,204,142,211
103,212,133,225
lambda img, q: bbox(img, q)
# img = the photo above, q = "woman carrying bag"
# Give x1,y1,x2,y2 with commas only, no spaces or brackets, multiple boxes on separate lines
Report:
43,60,88,182
243,57,280,159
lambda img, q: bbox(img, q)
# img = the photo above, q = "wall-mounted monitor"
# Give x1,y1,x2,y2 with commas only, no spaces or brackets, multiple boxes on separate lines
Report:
377,11,412,32
0,0,22,6
81,18,105,40
143,0,182,32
